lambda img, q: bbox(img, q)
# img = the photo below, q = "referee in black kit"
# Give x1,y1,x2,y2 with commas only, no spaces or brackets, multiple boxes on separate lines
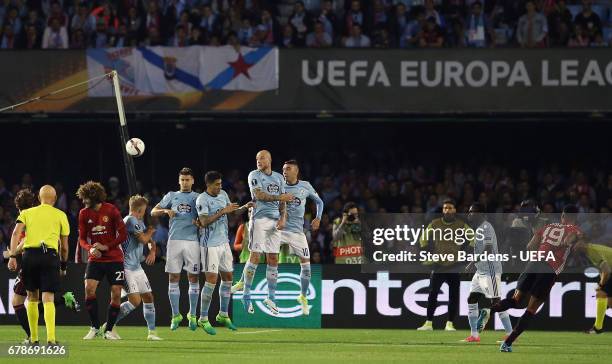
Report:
8,185,70,345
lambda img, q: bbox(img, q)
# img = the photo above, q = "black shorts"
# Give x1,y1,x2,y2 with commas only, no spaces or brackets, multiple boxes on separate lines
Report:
13,269,27,296
85,261,125,286
600,278,612,296
21,248,60,293
516,262,557,300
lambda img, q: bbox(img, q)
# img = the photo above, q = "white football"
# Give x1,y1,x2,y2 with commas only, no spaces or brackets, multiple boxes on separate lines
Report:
126,138,145,157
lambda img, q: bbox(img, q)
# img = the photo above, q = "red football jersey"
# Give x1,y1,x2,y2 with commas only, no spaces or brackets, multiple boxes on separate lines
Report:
536,223,582,274
78,202,127,263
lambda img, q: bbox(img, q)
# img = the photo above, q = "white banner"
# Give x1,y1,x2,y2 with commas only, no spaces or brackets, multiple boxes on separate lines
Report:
87,46,278,97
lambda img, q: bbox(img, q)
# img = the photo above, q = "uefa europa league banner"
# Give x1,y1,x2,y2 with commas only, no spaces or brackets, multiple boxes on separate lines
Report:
2,49,612,114
281,48,612,113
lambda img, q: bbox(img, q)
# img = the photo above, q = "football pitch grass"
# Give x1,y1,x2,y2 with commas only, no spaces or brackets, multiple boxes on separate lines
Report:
1,325,610,363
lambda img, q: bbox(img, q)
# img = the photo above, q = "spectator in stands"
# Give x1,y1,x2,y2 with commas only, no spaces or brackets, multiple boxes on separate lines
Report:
516,0,548,48
344,0,365,36
69,27,85,48
126,6,142,40
199,5,220,38
402,7,426,48
21,23,40,49
424,0,445,28
465,1,494,48
47,1,67,27
259,8,280,46
372,26,391,48
90,2,119,36
248,24,267,47
189,26,206,45
344,23,370,48
175,10,192,36
306,21,332,47
4,6,22,35
317,0,338,39
567,25,592,48
26,9,45,37
389,2,409,47
0,24,16,49
371,0,388,30
111,23,129,47
420,16,445,48
281,23,297,47
574,0,601,42
90,18,108,48
227,31,240,50
547,0,573,46
144,0,162,32
70,4,92,37
589,31,607,47
237,17,254,45
170,25,189,46
42,17,68,48
289,0,312,47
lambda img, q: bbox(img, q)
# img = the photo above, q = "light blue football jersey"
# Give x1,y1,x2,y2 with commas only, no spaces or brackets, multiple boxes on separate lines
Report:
158,191,199,242
474,220,502,276
247,169,285,220
196,190,231,248
284,180,324,234
122,215,145,271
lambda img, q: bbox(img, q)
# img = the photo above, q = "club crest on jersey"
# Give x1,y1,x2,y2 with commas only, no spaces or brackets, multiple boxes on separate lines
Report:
267,184,280,194
102,216,109,223
177,203,192,213
289,197,301,207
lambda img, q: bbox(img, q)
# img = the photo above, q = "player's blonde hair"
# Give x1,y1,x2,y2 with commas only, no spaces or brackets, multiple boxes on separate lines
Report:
129,194,148,210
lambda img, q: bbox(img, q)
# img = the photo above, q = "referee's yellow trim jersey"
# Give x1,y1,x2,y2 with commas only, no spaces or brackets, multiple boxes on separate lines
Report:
586,243,612,267
16,203,70,251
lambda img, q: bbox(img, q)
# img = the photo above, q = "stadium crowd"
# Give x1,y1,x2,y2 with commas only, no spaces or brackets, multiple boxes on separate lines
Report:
0,0,611,49
1,160,611,264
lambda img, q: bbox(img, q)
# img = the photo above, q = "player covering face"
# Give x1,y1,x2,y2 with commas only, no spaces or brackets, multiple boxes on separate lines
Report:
102,195,162,341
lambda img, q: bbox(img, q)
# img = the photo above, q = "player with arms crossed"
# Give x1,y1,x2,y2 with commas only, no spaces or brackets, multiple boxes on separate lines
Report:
280,160,324,315
463,203,512,343
237,150,293,314
102,195,161,340
77,181,127,340
491,205,582,352
195,171,252,334
151,168,200,330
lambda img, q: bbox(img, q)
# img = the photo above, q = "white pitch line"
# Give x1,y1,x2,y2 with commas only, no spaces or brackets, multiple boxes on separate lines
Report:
236,329,283,335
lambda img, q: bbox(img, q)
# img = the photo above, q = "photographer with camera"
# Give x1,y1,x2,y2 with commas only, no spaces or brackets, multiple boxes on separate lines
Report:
332,202,362,264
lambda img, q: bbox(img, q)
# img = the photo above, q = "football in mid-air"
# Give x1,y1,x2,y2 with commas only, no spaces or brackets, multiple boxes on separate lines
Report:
126,138,145,157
